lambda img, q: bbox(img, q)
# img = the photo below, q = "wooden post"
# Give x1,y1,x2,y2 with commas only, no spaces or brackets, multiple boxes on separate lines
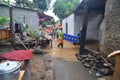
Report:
79,0,89,54
113,56,120,80
51,39,52,48
9,6,15,45
108,50,120,80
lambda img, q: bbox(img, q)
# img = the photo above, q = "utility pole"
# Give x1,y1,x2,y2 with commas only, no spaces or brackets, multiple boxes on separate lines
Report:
9,6,15,47
79,0,89,54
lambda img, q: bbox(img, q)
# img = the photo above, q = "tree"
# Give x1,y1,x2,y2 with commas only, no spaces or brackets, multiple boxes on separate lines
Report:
33,0,51,12
50,19,56,25
53,0,80,19
1,0,10,5
0,16,10,26
15,0,31,7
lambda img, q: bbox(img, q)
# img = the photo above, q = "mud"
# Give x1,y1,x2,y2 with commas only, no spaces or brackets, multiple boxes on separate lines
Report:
31,54,46,80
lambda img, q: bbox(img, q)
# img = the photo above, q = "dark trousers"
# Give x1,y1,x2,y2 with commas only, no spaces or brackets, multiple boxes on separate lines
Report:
58,43,63,48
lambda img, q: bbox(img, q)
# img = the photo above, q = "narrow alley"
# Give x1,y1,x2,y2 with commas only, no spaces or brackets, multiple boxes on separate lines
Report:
1,0,120,80
47,40,97,80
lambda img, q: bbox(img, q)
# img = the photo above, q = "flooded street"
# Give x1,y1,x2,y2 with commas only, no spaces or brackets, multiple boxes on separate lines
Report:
0,40,98,80
47,40,97,80
50,40,79,61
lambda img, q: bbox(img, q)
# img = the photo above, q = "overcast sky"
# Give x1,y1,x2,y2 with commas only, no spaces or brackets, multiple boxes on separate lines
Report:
44,0,59,21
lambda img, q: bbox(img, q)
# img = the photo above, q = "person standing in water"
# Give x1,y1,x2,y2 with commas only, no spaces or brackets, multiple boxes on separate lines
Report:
58,25,64,48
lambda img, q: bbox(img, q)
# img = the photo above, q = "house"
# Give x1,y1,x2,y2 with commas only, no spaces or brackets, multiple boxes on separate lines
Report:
62,0,106,41
62,0,120,55
0,4,39,32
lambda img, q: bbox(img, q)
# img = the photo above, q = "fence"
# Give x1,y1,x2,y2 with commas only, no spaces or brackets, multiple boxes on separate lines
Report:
63,33,79,44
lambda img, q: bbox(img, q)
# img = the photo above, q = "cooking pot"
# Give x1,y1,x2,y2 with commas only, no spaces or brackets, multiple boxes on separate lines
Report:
0,61,21,80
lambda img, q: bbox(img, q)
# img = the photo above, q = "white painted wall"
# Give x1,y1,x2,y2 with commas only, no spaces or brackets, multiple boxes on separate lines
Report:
62,13,75,35
62,19,66,33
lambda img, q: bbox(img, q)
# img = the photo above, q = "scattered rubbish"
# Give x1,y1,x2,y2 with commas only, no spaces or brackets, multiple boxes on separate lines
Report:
76,48,114,77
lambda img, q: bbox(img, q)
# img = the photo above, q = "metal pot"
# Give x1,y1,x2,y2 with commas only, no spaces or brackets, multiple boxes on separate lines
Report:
0,61,21,80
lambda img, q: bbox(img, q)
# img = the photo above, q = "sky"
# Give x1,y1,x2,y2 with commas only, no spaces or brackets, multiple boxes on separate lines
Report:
44,0,59,21
10,0,59,21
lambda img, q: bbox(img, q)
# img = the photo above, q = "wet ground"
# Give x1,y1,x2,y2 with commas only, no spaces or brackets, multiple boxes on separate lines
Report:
31,54,45,80
48,40,97,80
0,40,106,80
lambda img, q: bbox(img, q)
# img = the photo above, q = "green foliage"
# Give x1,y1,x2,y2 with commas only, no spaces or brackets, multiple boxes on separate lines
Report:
26,2,35,9
0,16,9,26
33,0,51,12
50,19,56,25
42,21,49,27
1,0,10,5
0,16,18,26
14,0,51,12
15,0,36,9
53,0,80,19
29,29,38,38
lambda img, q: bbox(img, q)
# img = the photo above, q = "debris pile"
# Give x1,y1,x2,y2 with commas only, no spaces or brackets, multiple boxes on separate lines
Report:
76,48,114,77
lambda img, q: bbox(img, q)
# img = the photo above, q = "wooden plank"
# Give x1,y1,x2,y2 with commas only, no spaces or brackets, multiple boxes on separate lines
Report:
16,35,28,50
18,70,25,80
112,56,120,80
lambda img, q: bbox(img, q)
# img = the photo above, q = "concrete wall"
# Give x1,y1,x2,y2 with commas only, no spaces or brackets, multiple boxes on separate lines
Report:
87,12,103,40
13,7,39,31
99,20,106,52
62,13,75,35
75,11,103,40
0,5,10,28
74,12,83,36
0,6,9,17
100,0,120,55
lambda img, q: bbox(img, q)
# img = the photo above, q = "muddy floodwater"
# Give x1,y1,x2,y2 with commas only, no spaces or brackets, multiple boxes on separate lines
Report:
48,40,97,80
29,40,98,80
50,40,79,61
